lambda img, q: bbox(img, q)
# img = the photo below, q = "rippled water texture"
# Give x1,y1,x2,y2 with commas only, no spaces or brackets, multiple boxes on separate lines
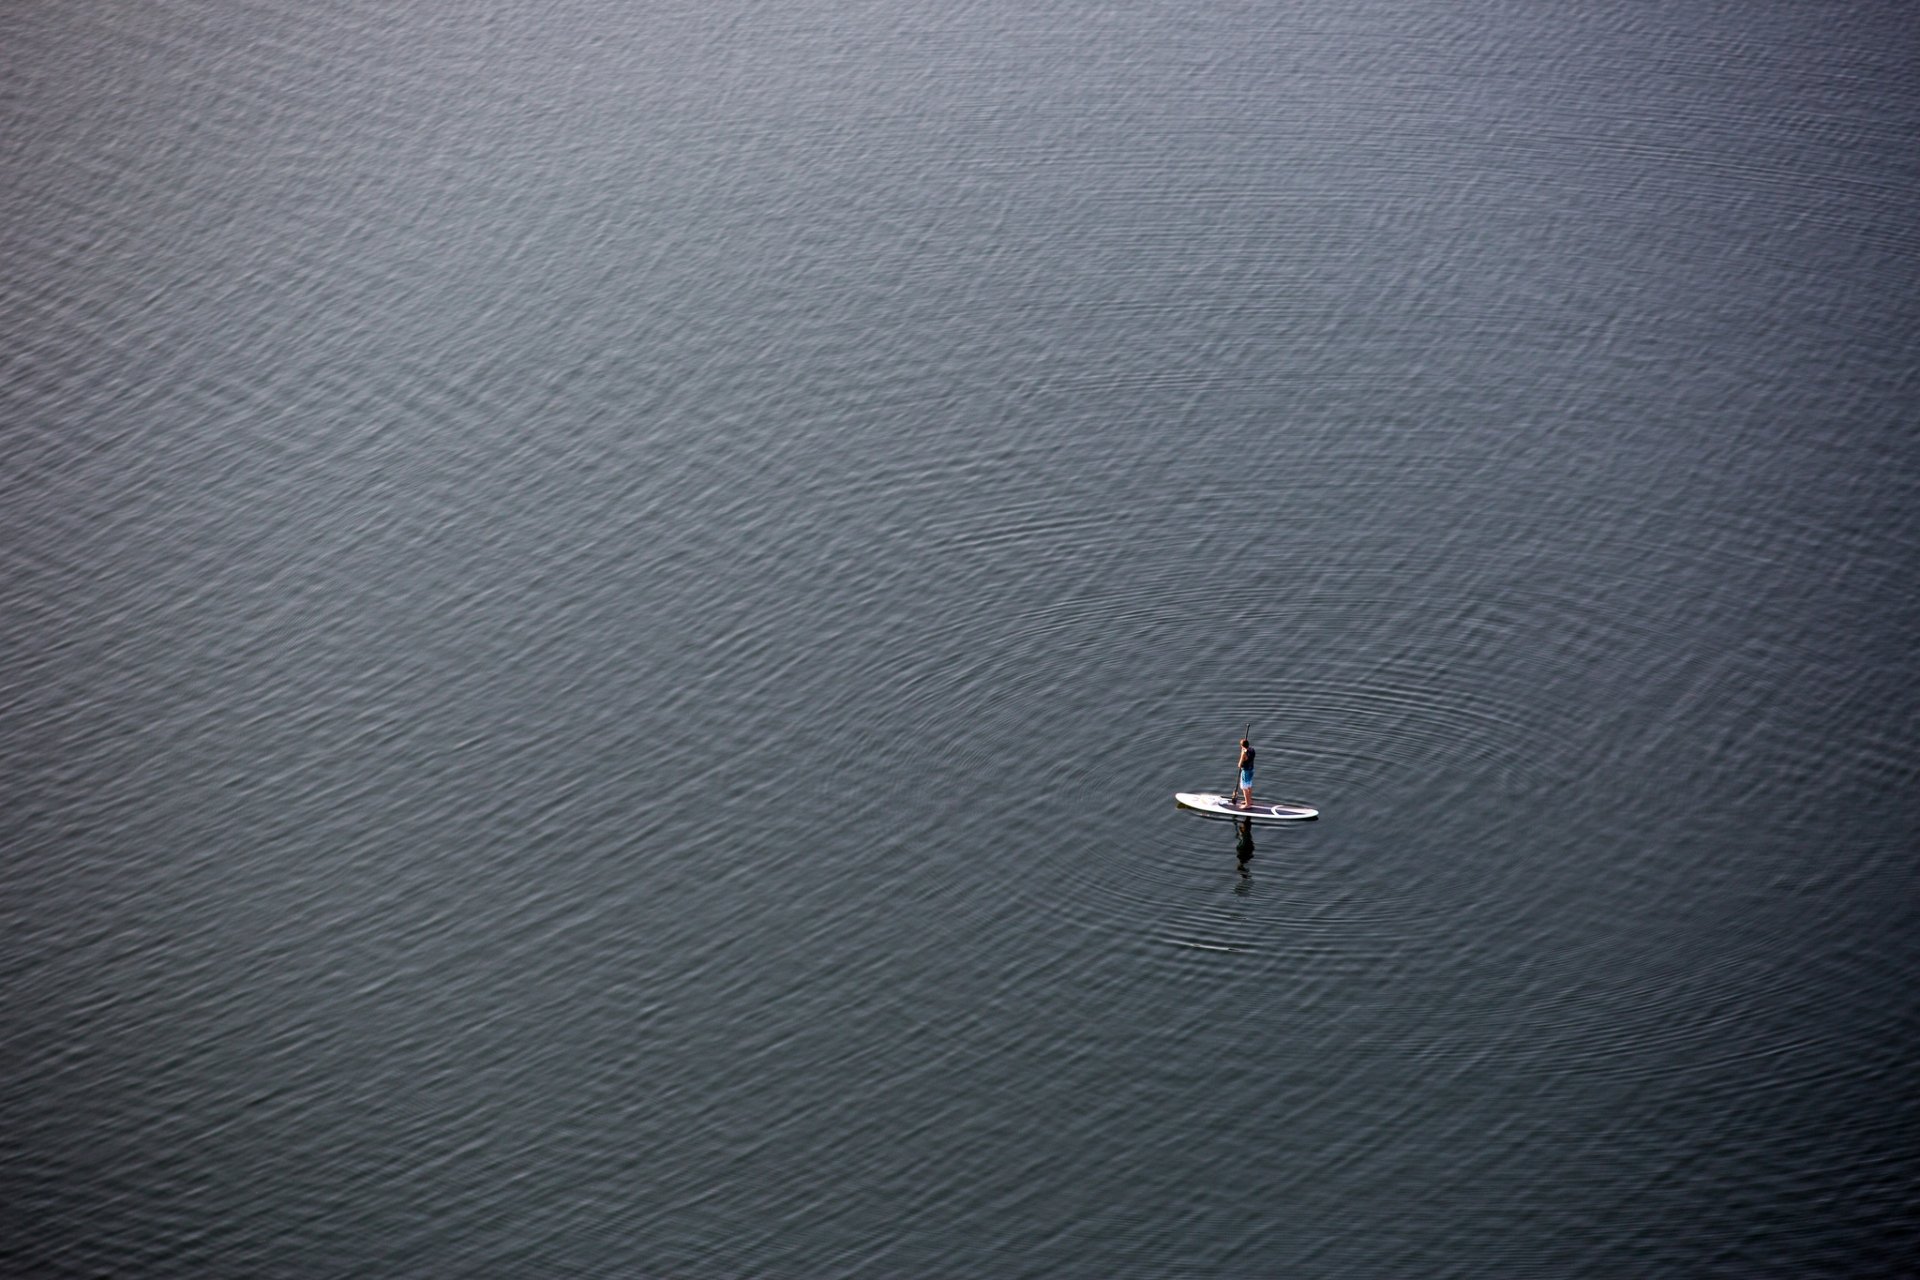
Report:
4,1,1916,1275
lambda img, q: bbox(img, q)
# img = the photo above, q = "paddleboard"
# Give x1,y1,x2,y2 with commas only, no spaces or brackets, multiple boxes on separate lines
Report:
1174,792,1318,822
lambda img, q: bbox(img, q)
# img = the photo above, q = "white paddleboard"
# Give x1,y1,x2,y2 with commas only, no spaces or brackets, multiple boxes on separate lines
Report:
1174,792,1318,823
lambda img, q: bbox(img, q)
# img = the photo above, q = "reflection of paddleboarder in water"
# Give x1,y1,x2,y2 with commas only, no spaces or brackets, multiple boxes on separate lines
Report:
1234,736,1255,808
1235,816,1255,862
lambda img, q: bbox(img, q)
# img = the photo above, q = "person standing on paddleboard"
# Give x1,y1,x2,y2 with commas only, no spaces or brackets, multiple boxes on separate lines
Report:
1235,737,1255,808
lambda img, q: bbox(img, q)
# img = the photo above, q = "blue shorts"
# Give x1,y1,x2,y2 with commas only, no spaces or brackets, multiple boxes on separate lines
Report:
1239,768,1255,790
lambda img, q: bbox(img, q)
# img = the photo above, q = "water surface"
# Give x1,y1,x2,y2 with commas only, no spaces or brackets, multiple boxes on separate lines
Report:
4,1,1915,1275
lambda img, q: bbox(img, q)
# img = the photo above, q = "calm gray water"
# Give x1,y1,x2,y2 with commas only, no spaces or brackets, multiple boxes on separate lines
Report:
4,1,1916,1275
